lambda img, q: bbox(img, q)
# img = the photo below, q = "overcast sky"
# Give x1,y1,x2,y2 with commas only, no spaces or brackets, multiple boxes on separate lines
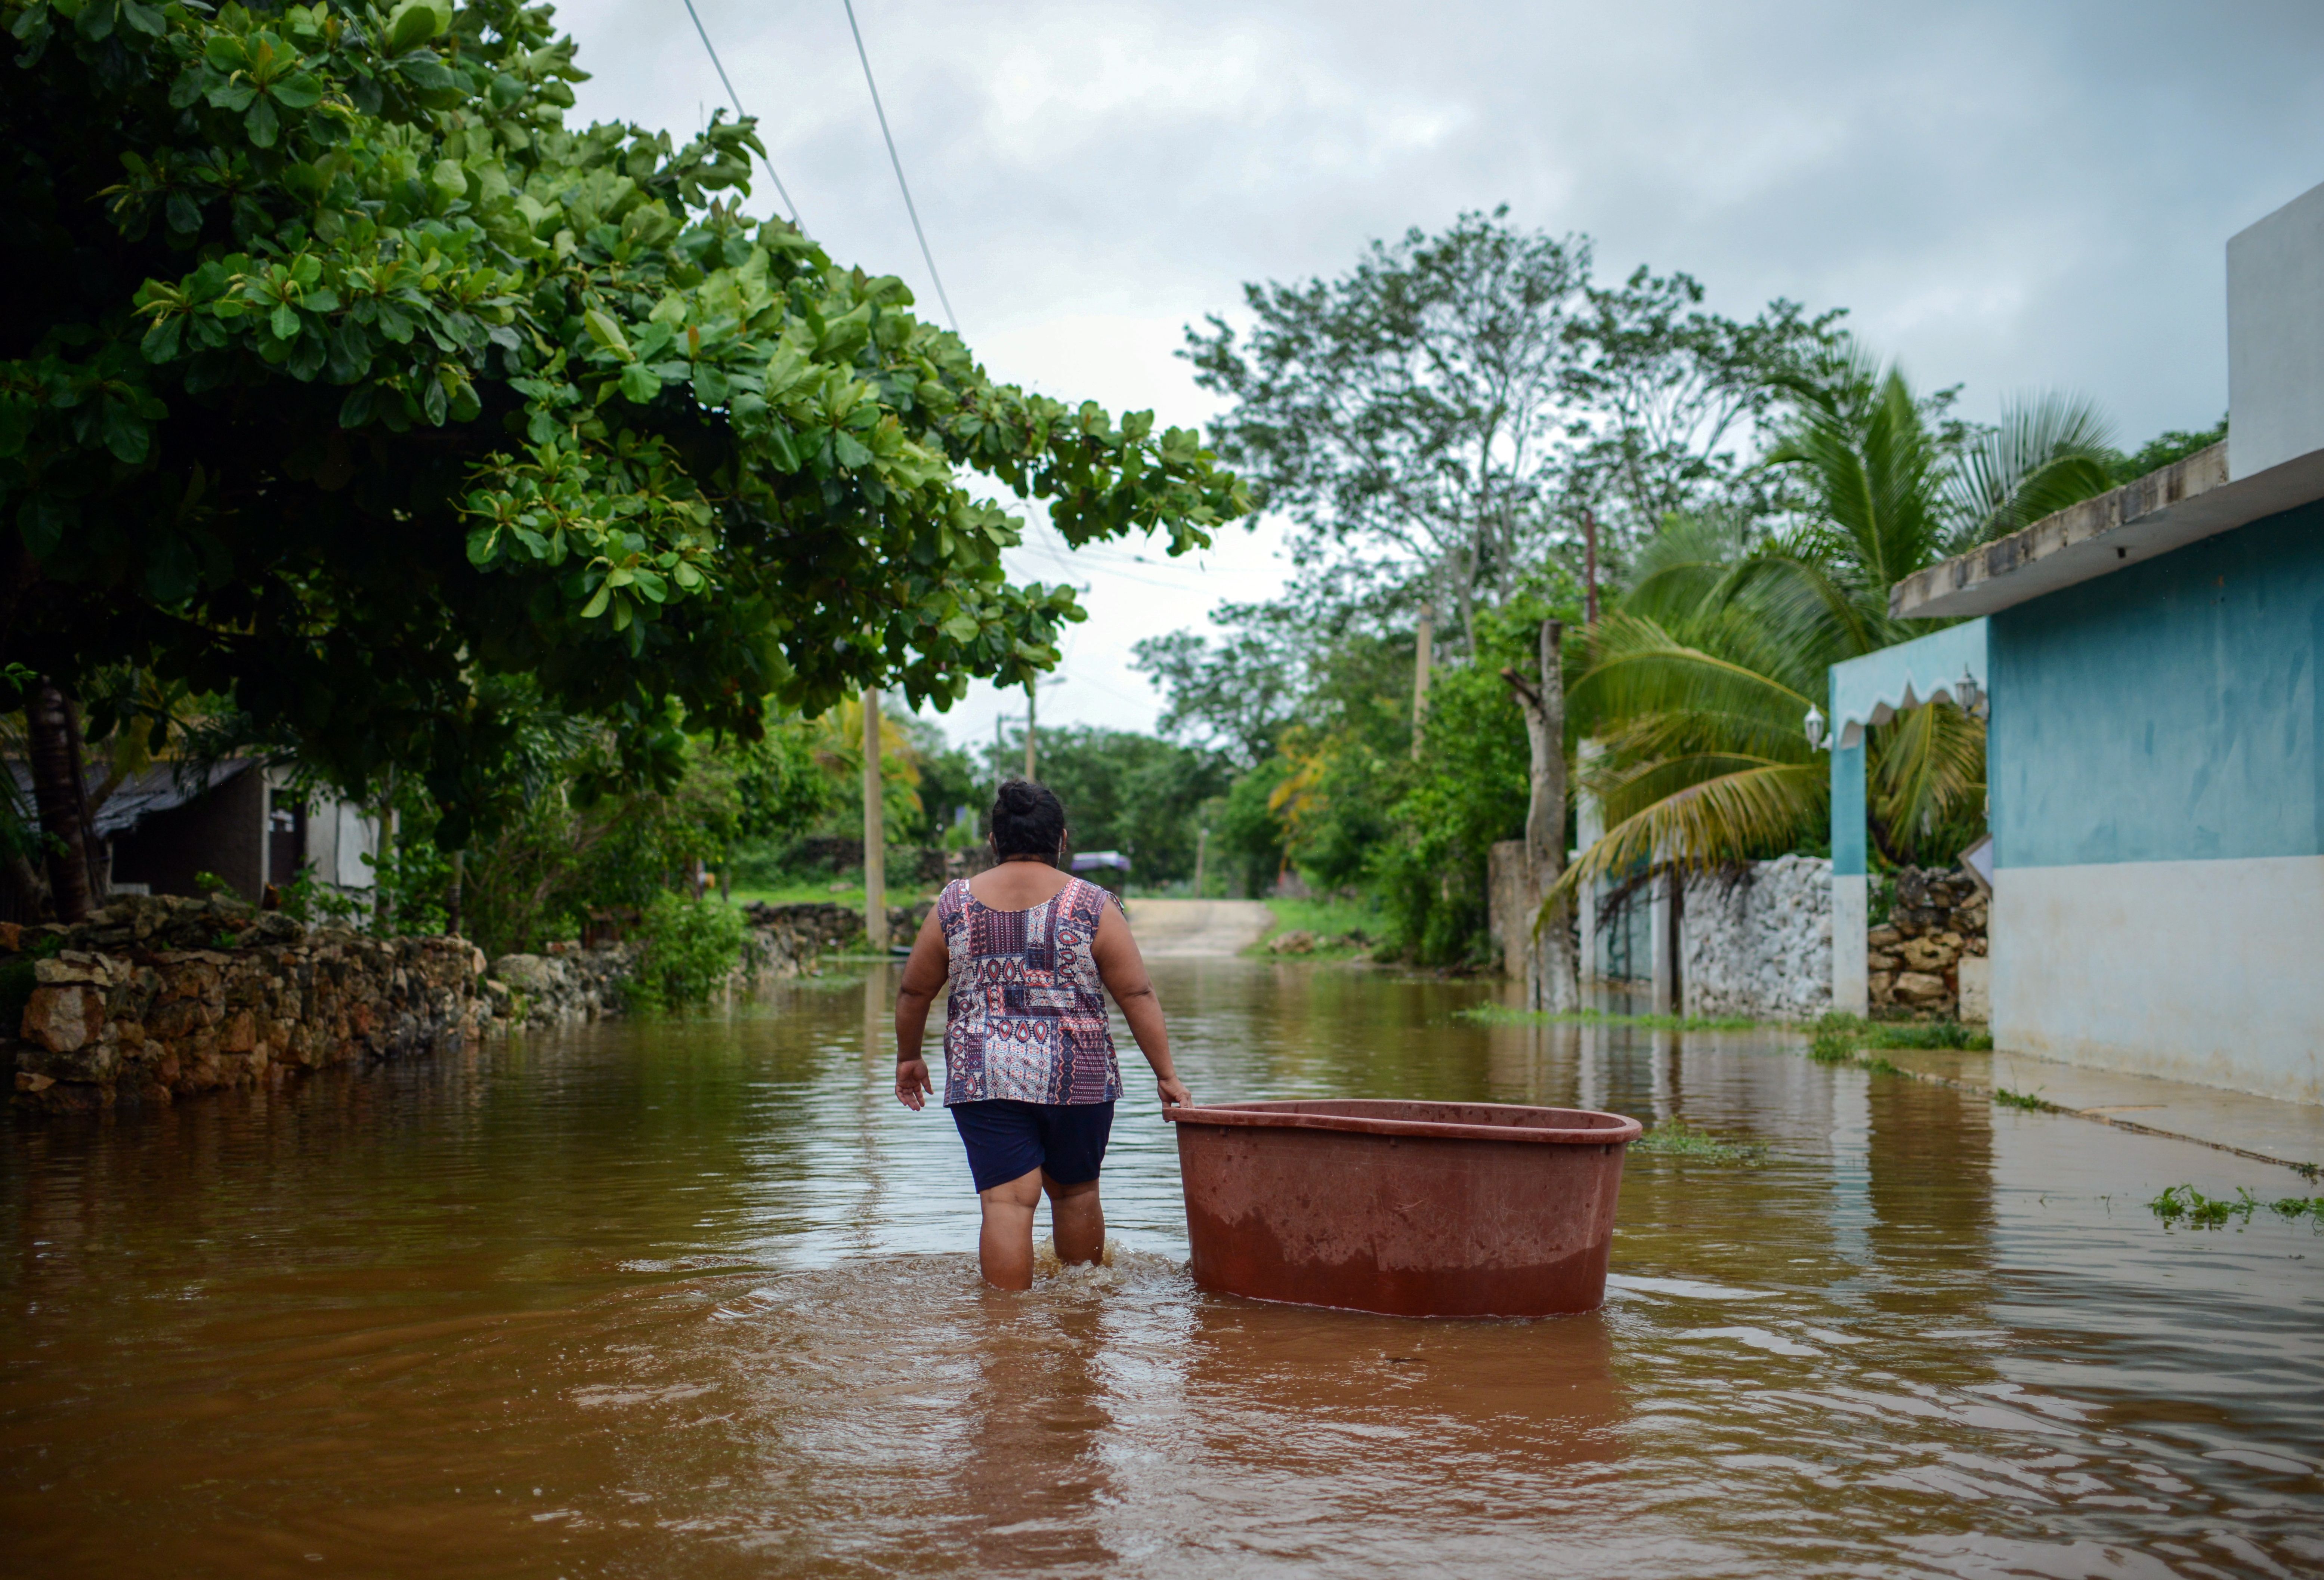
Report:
554,0,2324,748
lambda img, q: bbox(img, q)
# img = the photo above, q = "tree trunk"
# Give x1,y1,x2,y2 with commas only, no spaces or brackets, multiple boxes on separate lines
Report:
1,851,49,922
27,679,95,923
62,693,105,900
1502,623,1574,1012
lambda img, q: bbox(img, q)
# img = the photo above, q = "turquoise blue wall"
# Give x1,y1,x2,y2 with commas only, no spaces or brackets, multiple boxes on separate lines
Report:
1989,500,2323,868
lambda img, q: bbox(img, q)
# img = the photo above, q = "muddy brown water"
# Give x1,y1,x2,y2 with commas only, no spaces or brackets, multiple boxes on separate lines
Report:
4,960,2320,1578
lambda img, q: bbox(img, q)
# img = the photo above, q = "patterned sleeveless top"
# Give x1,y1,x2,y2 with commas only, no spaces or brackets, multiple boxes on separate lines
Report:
936,876,1122,1107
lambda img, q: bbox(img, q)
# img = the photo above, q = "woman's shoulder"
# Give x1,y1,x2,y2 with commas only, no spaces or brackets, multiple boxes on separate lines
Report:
1069,877,1121,921
934,877,972,917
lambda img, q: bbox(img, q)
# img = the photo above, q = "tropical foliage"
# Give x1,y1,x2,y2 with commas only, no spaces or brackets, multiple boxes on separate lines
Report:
1158,210,2191,960
1557,346,2110,899
0,0,1243,917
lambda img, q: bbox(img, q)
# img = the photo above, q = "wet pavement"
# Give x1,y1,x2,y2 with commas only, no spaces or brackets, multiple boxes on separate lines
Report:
1866,1045,2324,1175
3,960,2320,1577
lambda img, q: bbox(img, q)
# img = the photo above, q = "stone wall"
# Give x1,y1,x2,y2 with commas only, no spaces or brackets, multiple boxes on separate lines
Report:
7,894,871,1115
6,888,912,1117
483,942,643,1027
742,901,931,953
7,895,488,1115
1678,855,1833,1020
1867,866,1987,1019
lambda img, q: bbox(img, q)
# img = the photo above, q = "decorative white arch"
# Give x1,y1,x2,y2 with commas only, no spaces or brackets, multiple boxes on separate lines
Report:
1814,618,1989,750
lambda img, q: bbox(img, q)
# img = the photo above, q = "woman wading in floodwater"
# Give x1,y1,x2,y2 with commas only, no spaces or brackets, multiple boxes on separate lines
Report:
893,780,1190,1289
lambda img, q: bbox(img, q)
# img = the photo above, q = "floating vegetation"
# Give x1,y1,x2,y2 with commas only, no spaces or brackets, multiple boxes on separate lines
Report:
1631,1118,1769,1166
1458,1006,1760,1031
1808,1013,1994,1064
1993,1087,2048,1111
2149,1184,2323,1230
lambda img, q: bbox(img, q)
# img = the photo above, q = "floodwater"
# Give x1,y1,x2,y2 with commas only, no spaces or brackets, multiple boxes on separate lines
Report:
3,962,2321,1579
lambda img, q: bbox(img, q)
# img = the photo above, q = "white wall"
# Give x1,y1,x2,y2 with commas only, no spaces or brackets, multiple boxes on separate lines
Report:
1830,874,1869,1017
1991,855,2324,1105
1679,855,1834,1021
2227,177,2324,479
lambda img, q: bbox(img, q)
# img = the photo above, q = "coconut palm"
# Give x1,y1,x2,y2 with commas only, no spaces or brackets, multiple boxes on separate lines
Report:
1945,392,2116,547
1554,343,2100,899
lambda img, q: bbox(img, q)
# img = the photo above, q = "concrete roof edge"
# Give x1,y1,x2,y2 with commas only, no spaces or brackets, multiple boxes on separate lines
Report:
1884,439,2308,619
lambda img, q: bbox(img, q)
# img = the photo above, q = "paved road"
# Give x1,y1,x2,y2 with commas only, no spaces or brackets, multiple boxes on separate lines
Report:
1119,898,1273,958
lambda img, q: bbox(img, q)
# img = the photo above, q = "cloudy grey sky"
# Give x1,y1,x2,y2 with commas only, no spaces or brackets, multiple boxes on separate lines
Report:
555,0,2324,746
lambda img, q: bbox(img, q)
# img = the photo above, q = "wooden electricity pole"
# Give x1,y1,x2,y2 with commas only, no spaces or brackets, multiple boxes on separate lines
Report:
1410,605,1434,759
1582,506,1600,628
862,689,887,951
1023,675,1038,781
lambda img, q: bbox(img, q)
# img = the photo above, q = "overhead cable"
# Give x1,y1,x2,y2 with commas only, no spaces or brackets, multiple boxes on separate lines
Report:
841,0,959,332
678,0,804,229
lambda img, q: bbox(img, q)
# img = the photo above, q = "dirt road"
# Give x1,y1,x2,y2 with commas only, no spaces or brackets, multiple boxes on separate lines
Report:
1118,898,1274,958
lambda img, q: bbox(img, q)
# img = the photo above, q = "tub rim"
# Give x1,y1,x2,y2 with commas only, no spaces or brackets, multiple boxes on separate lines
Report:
1163,1098,1643,1147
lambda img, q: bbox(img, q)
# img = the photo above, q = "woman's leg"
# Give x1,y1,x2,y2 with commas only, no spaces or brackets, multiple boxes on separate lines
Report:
1044,1174,1104,1266
977,1167,1045,1290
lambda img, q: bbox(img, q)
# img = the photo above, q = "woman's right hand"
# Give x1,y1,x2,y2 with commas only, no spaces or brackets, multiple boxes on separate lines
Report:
1158,1075,1192,1111
896,1058,932,1111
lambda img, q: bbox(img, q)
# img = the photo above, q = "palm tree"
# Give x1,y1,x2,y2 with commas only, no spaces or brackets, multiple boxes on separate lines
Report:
1553,344,2097,899
1945,392,2116,547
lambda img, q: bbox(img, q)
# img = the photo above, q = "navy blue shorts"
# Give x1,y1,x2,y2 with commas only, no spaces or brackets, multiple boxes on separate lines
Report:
949,1099,1116,1193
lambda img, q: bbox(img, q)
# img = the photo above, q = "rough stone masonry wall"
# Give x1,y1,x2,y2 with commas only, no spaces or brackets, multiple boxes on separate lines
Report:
1867,866,1987,1020
10,895,906,1116
1678,855,1833,1021
8,895,489,1115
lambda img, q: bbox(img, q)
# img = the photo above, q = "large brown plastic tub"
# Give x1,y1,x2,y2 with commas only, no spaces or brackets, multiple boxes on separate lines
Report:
1165,1099,1641,1318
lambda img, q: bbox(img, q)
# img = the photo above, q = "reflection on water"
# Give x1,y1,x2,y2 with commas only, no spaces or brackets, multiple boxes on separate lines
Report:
3,960,2321,1578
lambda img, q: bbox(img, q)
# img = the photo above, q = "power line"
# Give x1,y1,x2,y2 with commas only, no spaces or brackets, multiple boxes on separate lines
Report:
841,0,959,333
678,0,804,229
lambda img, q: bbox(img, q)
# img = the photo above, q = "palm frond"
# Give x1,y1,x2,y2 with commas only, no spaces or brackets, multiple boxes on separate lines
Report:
1944,391,2117,546
1546,761,1828,906
1868,701,1985,859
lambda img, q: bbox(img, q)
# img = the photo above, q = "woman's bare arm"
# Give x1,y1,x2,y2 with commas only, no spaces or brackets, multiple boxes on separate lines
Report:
891,906,949,1110
1091,900,1190,1110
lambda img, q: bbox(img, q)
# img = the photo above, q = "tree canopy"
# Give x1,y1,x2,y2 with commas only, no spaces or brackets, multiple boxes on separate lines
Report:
0,0,1245,851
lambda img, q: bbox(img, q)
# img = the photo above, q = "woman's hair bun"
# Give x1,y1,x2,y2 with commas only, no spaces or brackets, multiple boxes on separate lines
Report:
990,778,1067,860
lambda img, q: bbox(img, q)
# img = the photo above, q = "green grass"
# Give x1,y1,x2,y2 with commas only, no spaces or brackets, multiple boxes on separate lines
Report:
1246,896,1384,959
1808,1013,1993,1064
1993,1086,2048,1111
1631,1117,1768,1165
1457,1005,1762,1031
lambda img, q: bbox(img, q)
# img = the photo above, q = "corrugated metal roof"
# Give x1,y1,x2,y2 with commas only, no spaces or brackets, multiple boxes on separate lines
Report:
6,759,252,838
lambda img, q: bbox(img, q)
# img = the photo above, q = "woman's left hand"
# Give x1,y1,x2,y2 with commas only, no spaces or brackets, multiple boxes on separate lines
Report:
896,1058,932,1111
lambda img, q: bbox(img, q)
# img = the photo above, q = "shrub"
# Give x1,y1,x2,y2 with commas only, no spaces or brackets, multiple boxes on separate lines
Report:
627,894,748,1013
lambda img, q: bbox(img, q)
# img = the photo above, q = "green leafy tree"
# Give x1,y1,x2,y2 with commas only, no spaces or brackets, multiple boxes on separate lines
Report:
0,0,1243,917
993,725,1229,885
2108,414,2226,485
1184,209,1588,654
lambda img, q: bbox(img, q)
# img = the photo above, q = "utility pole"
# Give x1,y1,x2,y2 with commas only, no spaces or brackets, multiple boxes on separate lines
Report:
862,689,888,951
1410,604,1434,759
1582,506,1600,628
1023,675,1038,781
